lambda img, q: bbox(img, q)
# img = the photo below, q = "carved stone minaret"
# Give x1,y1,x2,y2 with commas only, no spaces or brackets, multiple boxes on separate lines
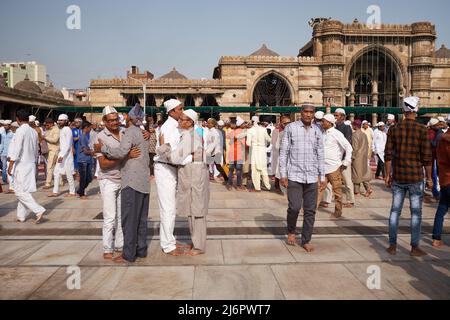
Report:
314,20,345,106
410,22,436,106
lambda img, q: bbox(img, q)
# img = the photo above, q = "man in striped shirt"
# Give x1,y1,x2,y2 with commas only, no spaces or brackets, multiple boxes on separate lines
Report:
279,105,326,252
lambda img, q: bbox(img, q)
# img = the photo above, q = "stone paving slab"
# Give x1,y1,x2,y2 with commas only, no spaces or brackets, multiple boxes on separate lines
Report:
193,265,284,300
271,263,378,300
286,238,366,263
110,266,195,300
28,266,127,300
0,267,59,299
0,240,50,266
21,240,97,266
222,239,295,264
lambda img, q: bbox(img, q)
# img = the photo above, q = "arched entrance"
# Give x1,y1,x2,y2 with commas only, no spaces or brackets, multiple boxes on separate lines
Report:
347,48,402,119
200,95,220,120
251,73,292,107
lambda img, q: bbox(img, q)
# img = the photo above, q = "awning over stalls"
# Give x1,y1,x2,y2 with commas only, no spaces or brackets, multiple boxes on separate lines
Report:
48,105,450,116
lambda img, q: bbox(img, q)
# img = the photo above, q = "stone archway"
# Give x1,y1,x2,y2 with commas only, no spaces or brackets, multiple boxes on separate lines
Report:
251,72,293,106
346,46,405,108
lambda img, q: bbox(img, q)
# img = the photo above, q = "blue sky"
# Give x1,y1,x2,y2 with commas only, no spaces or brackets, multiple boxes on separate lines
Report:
1,0,449,88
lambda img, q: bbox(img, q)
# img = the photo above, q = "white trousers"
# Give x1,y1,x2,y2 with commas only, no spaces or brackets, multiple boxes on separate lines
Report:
53,162,76,195
323,183,333,203
6,160,14,191
341,165,355,204
155,163,178,253
99,179,123,253
251,164,270,191
16,192,45,221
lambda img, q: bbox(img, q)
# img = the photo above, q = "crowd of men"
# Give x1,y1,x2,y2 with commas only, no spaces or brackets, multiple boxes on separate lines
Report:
0,95,449,262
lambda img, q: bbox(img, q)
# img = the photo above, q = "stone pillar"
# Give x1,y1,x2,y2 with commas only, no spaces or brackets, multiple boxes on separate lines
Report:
371,80,378,126
349,78,356,107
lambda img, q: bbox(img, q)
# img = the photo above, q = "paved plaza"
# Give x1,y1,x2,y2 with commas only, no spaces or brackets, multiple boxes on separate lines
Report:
0,177,449,300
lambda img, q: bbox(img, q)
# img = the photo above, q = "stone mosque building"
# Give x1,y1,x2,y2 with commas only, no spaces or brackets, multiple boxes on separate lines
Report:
89,19,450,123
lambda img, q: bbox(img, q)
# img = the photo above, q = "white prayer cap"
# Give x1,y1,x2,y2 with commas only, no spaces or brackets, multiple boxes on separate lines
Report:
251,116,259,123
0,120,4,125
29,115,36,122
236,118,245,126
344,120,351,126
183,109,198,123
217,120,224,126
377,122,385,127
429,118,439,126
323,114,336,125
102,105,117,116
35,120,40,126
437,116,446,123
314,111,324,120
4,120,12,125
334,108,346,115
58,114,69,121
163,99,182,112
402,96,420,113
11,121,19,128
387,114,395,121
362,120,368,125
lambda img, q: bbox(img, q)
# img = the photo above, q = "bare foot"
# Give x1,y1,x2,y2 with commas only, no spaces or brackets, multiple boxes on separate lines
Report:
286,234,297,246
64,193,77,198
411,246,427,257
165,248,184,256
432,240,443,248
302,243,314,252
34,212,45,224
185,249,204,256
386,245,397,255
79,196,88,200
47,193,59,198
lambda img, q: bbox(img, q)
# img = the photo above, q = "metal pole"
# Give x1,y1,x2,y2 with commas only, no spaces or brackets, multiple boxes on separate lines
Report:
143,84,146,116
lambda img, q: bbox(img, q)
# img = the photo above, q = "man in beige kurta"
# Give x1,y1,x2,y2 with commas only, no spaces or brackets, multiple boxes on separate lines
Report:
351,120,372,197
157,110,210,255
43,118,60,189
361,120,374,159
246,116,271,192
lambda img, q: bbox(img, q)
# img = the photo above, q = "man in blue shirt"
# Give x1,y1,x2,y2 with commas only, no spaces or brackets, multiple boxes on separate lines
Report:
0,120,14,184
77,121,93,199
72,118,82,173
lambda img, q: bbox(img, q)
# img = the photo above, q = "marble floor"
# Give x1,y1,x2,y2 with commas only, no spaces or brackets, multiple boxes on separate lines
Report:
0,178,448,300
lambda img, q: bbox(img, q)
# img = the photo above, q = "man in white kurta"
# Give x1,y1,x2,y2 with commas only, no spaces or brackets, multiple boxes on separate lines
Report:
154,99,184,255
246,116,271,192
50,114,76,197
8,111,45,223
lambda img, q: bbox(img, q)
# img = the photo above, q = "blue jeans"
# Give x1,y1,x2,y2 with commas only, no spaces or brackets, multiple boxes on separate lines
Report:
432,185,449,241
389,181,424,247
432,160,440,198
1,155,7,183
